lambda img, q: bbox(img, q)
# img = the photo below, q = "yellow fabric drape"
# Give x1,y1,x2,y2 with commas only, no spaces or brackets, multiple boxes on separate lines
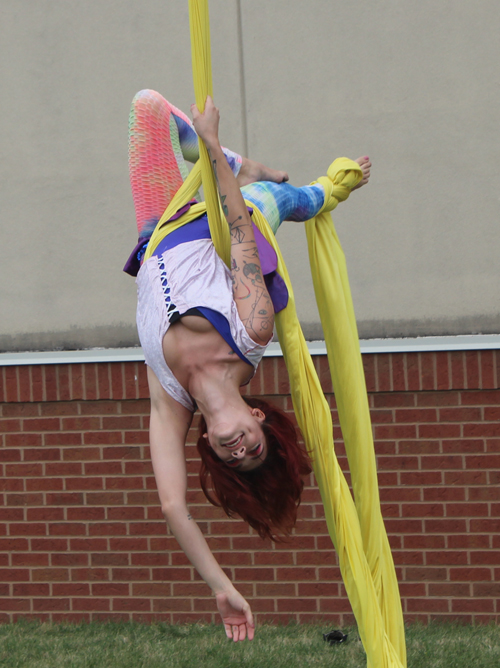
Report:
144,2,407,666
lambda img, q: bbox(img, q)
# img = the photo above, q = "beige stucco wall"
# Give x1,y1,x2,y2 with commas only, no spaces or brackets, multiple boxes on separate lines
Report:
1,1,499,351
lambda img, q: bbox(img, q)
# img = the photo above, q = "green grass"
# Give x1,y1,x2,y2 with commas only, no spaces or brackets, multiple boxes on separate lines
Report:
0,620,498,668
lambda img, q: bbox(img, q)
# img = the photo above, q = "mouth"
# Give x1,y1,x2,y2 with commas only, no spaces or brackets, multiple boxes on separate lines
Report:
222,434,243,448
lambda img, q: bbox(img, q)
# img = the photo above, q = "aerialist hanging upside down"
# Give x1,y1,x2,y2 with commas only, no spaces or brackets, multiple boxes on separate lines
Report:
125,89,371,641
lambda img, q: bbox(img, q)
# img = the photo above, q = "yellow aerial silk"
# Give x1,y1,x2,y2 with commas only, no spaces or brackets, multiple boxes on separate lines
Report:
146,2,407,666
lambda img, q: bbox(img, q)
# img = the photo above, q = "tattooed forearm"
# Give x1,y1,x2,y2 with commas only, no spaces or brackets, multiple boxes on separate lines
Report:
207,149,229,216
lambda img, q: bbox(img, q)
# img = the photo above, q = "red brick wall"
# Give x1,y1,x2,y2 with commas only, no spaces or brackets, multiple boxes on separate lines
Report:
1,350,499,624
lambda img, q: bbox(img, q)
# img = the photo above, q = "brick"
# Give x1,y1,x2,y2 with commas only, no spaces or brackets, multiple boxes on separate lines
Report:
44,462,82,477
451,599,494,613
278,598,317,612
406,354,420,391
426,551,468,565
461,390,500,405
52,583,90,596
448,535,489,549
13,583,50,596
391,354,406,392
373,393,415,408
466,454,500,469
70,538,108,551
399,440,440,454
106,477,145,491
392,551,424,565
417,392,460,407
85,462,123,475
0,418,21,432
9,523,47,536
442,439,484,454
89,522,127,536
473,582,500,597
112,568,151,581
73,598,110,612
407,598,449,612
11,553,49,567
421,455,463,470
406,568,447,581
449,568,492,582
46,493,83,506
26,478,64,492
378,456,418,471
92,583,130,596
23,448,61,461
418,424,461,439
52,553,89,567
444,471,486,485
429,583,471,597
423,488,465,502
404,535,445,549
395,408,437,423
375,354,392,392
71,568,108,581
5,434,42,447
109,538,148,551
5,463,43,478
84,432,122,445
103,446,143,460
375,425,417,440
470,551,500,566
464,424,500,438
66,477,104,491
66,507,105,521
86,492,125,506
91,554,129,566
451,501,490,517
22,418,60,433
401,504,444,518
131,553,169,566
480,350,496,389
0,599,31,612
425,519,467,533
6,493,43,507
0,568,30,581
48,523,87,536
401,472,442,486
44,433,82,446
32,568,69,582
0,449,21,462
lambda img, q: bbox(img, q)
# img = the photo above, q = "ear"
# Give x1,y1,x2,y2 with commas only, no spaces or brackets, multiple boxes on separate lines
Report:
250,408,265,423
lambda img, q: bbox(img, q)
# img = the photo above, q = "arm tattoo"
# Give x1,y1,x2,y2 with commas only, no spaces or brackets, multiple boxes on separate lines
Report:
187,514,192,520
208,151,229,217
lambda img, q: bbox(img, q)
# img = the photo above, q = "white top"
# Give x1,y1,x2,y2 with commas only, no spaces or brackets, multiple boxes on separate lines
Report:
136,238,270,412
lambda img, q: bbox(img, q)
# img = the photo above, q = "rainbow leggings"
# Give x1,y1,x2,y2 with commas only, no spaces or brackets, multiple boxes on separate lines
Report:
129,90,325,238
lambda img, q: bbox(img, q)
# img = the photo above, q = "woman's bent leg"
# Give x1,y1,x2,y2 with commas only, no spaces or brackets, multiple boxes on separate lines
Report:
241,181,325,235
129,90,242,237
129,90,191,237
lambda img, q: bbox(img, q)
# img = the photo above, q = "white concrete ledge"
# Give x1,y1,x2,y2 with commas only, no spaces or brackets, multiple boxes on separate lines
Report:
0,335,498,367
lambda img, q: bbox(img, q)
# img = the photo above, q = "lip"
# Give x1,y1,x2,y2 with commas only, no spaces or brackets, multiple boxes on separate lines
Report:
222,434,243,448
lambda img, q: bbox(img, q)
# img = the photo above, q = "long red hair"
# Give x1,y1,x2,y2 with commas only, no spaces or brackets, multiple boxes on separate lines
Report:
196,398,311,541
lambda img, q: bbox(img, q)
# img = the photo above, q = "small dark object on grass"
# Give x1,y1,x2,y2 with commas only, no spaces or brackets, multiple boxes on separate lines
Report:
323,630,349,645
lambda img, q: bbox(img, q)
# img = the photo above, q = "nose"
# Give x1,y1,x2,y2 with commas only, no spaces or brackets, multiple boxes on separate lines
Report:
232,445,246,460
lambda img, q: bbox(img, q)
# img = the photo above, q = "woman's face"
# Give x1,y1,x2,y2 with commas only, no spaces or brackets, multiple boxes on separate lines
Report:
204,406,268,472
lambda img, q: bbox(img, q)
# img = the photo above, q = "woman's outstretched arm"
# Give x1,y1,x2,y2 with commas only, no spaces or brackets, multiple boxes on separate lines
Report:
191,97,275,346
147,368,254,641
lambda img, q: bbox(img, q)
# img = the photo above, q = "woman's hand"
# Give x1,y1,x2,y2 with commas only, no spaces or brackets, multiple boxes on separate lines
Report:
215,590,255,641
191,95,220,147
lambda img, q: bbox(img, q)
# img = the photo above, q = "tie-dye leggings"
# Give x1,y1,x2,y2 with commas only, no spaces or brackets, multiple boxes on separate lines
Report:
129,90,325,238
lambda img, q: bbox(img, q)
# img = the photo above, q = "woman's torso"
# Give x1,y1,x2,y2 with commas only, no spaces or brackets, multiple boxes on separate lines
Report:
135,218,270,411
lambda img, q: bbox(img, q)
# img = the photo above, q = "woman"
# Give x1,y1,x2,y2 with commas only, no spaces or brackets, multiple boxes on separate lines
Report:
127,90,371,641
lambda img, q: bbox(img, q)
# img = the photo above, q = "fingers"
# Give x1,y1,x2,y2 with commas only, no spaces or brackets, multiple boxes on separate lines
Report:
224,622,232,640
243,604,254,631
